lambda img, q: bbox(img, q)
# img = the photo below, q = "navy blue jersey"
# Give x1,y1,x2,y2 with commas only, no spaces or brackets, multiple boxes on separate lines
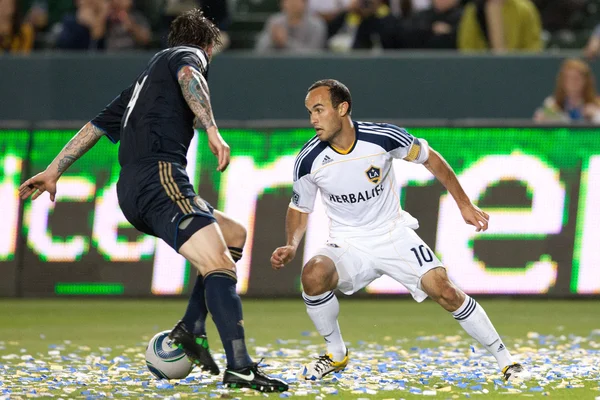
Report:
91,46,209,166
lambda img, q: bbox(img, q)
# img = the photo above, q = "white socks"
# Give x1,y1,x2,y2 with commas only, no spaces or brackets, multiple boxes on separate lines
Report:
302,291,346,361
452,295,513,370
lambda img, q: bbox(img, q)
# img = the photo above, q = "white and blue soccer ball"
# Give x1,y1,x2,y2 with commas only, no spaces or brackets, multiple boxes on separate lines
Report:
145,330,194,380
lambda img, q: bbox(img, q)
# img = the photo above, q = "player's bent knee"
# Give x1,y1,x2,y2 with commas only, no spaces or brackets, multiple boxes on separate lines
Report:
231,221,247,246
301,257,337,296
214,211,247,247
178,224,236,275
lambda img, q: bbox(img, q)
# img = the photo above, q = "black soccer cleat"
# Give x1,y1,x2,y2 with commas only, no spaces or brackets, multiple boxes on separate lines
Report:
223,361,289,392
168,320,220,375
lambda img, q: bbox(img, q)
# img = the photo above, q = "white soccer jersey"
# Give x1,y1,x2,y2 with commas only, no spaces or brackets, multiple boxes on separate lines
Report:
290,121,430,238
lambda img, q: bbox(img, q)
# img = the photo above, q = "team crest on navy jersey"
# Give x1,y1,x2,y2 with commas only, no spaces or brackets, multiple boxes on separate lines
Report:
365,165,381,184
194,196,210,213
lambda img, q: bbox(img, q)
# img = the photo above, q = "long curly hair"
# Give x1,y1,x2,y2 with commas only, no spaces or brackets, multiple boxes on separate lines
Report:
168,9,222,49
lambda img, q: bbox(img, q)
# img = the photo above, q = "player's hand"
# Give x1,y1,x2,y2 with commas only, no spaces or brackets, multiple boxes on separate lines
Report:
271,23,288,48
459,203,489,232
19,170,59,201
271,245,296,270
206,128,230,172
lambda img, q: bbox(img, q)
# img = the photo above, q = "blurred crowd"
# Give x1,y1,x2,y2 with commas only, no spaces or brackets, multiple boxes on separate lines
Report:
1,0,600,54
3,0,600,124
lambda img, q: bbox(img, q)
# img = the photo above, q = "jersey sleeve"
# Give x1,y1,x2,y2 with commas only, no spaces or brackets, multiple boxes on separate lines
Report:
385,125,430,164
90,84,133,144
290,144,320,213
168,47,209,78
290,173,318,213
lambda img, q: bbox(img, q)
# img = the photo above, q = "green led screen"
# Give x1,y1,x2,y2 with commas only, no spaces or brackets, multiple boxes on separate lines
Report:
2,126,599,296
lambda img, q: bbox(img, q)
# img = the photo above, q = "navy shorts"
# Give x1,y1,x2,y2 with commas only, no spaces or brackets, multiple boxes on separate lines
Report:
117,161,216,251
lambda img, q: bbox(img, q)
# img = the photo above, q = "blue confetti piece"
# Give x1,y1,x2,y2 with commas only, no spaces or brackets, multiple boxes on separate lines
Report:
457,383,468,389
530,387,544,392
156,381,174,389
409,387,422,393
470,385,482,390
301,331,310,336
279,393,291,398
470,346,475,353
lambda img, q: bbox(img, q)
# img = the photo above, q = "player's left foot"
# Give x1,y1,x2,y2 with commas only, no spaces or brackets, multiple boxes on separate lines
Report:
168,320,220,375
302,349,349,380
502,363,531,382
223,361,289,392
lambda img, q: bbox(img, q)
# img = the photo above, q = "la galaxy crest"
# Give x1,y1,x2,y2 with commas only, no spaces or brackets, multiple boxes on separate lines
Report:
365,165,381,184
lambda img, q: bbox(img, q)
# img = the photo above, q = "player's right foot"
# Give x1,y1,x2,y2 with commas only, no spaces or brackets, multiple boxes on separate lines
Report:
502,363,531,382
302,349,349,380
168,320,220,375
223,361,289,392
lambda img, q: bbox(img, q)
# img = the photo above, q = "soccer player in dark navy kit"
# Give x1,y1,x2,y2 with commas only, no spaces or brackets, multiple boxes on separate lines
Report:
19,9,288,393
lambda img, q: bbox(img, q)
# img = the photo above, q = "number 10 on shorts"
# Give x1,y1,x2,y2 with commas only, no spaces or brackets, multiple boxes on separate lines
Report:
410,245,434,267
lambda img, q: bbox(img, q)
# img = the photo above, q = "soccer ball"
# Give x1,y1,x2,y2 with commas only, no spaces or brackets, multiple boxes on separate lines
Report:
145,330,194,380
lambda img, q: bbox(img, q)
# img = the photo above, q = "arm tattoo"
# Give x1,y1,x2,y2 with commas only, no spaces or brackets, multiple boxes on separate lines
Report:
178,67,216,130
56,123,106,174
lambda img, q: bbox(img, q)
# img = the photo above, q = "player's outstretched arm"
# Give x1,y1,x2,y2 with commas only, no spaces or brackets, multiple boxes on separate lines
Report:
177,65,230,172
19,122,106,201
423,147,490,232
271,207,309,270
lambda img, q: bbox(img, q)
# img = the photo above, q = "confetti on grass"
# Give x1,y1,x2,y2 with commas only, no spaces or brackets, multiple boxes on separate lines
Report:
0,333,599,398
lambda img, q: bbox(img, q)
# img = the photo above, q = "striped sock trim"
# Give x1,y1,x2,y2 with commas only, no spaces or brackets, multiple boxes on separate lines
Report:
204,269,238,282
453,297,477,321
228,247,243,263
302,291,335,307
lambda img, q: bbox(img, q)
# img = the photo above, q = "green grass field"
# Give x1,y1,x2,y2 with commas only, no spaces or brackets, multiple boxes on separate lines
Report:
0,299,599,399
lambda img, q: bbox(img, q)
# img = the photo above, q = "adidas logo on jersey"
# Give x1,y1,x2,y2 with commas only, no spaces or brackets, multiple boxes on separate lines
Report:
322,155,333,165
497,343,505,352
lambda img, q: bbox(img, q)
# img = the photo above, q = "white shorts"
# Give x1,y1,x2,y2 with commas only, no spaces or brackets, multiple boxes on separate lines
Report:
314,223,443,302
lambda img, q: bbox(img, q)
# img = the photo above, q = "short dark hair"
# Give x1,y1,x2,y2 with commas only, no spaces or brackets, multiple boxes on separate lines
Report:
168,9,222,49
308,79,352,113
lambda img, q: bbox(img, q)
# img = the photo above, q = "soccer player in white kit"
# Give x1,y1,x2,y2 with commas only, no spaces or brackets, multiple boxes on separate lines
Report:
270,79,529,382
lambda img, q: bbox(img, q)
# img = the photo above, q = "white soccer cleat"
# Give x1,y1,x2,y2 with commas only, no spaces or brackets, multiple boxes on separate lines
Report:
301,350,349,381
502,363,531,382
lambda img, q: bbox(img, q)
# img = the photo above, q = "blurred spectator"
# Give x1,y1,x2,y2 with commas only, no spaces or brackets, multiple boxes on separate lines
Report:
532,0,584,33
534,59,600,124
56,0,151,51
105,0,151,50
308,0,353,23
307,0,353,38
22,0,75,34
255,0,327,52
0,0,35,53
349,0,396,49
325,0,398,50
584,24,600,60
457,0,542,52
401,0,463,49
56,0,110,50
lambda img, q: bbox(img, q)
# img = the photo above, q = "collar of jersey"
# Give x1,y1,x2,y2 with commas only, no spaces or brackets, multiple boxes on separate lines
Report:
329,121,359,155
